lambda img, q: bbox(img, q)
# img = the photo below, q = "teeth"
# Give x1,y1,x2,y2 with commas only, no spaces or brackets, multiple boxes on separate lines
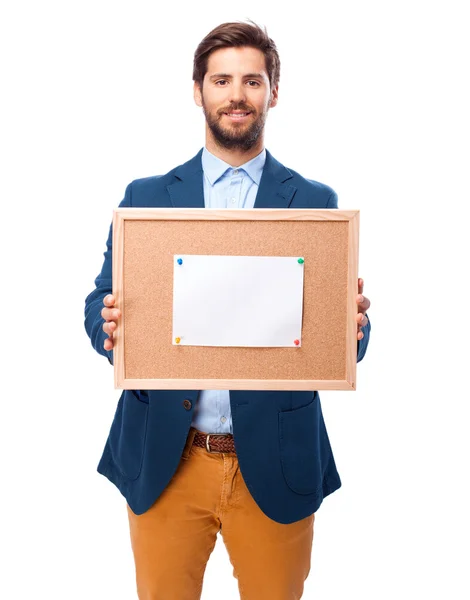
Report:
226,113,249,117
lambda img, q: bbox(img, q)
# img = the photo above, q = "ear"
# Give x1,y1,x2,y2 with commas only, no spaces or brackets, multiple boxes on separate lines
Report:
193,81,203,107
269,84,279,108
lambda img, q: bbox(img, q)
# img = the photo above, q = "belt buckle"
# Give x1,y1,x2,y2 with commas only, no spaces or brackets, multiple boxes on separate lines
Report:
205,434,227,453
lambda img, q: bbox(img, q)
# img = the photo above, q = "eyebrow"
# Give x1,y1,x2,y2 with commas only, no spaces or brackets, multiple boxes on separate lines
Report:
209,73,265,80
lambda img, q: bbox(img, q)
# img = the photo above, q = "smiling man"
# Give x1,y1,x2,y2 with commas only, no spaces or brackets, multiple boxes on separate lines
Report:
85,20,371,600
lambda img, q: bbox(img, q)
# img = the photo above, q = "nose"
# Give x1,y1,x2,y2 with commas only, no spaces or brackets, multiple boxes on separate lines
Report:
228,80,247,105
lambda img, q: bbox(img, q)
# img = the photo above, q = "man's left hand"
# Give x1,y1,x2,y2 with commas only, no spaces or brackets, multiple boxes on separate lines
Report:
356,278,371,340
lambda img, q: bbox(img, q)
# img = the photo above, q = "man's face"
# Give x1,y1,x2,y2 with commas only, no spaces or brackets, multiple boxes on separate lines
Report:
194,46,278,151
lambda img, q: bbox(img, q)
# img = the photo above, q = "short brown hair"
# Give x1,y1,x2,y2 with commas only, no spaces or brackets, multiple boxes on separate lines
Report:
193,20,280,91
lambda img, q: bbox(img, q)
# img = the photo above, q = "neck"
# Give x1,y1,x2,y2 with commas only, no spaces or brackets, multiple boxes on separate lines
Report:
204,127,265,167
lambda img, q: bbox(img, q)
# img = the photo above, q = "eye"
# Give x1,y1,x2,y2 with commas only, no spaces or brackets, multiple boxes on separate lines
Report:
215,80,228,86
247,80,261,87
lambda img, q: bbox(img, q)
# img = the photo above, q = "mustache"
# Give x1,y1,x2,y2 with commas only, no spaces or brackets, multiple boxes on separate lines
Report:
218,103,254,115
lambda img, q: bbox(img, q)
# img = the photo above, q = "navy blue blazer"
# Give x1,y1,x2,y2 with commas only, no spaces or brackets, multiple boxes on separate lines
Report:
84,148,371,524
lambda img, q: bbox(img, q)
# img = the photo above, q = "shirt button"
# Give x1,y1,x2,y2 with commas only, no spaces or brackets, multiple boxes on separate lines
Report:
233,169,239,175
231,197,236,203
221,417,227,423
183,399,192,410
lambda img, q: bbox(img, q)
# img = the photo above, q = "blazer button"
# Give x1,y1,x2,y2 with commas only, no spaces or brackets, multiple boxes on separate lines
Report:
183,399,192,410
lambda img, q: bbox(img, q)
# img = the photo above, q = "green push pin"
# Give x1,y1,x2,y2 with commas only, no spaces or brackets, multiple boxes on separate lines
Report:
297,258,304,264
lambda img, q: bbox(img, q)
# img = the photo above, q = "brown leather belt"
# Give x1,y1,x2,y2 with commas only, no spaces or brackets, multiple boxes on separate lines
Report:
192,428,236,453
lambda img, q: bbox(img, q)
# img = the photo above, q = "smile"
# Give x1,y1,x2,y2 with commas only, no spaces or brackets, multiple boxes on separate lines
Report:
223,112,251,118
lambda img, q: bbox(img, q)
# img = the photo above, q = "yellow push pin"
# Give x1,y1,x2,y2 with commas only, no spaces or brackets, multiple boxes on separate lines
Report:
175,337,181,344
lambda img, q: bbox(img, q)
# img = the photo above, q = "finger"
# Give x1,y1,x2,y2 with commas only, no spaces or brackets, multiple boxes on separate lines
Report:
101,307,121,321
357,331,364,340
103,321,116,336
104,337,114,351
356,294,371,311
356,313,369,327
103,294,115,307
101,307,113,320
357,296,371,312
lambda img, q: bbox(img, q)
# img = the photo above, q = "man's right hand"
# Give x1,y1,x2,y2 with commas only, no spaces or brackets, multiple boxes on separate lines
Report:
101,294,121,351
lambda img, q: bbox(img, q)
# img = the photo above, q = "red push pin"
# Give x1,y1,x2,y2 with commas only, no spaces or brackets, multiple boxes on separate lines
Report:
294,339,300,346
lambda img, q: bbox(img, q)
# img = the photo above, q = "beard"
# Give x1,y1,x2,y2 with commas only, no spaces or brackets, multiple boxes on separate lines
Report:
201,97,268,152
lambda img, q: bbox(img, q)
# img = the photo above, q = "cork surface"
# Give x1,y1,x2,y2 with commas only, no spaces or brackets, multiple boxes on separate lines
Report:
123,219,348,382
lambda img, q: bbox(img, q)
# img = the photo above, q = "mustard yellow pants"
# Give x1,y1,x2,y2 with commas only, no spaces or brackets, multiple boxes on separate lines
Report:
127,428,315,599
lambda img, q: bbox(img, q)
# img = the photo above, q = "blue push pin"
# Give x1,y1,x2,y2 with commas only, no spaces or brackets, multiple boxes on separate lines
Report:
177,258,183,265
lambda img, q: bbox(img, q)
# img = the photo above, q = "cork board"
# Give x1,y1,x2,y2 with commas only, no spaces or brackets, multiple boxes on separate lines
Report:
112,208,360,391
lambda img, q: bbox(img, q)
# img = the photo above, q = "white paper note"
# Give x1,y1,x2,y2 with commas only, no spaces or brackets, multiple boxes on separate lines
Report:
172,255,305,347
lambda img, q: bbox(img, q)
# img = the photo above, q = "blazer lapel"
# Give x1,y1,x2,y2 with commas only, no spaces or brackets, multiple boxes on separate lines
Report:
254,150,297,209
166,148,205,208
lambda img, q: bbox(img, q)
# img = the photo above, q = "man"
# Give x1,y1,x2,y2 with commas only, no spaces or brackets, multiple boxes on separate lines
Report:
84,20,371,600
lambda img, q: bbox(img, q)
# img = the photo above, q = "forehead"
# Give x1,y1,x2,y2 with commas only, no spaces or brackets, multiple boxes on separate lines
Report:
205,46,268,78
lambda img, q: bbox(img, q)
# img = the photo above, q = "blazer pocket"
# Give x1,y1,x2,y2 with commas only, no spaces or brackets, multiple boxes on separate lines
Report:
279,399,322,495
108,390,149,481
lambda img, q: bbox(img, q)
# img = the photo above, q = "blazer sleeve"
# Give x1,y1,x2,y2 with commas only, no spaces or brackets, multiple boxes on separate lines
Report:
357,317,371,363
84,182,133,365
327,188,371,363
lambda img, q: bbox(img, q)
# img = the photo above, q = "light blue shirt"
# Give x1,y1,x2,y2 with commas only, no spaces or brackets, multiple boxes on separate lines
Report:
190,146,267,434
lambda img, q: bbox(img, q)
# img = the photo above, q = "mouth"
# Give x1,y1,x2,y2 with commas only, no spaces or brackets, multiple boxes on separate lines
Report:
223,111,252,121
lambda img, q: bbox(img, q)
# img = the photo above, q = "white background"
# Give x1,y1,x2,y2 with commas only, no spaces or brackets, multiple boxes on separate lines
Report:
1,1,469,598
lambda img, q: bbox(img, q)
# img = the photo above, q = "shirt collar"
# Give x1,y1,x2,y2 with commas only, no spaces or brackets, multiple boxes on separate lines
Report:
202,147,266,186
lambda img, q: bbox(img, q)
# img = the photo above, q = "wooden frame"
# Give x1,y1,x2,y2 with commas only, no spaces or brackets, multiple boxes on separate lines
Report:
113,208,360,390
